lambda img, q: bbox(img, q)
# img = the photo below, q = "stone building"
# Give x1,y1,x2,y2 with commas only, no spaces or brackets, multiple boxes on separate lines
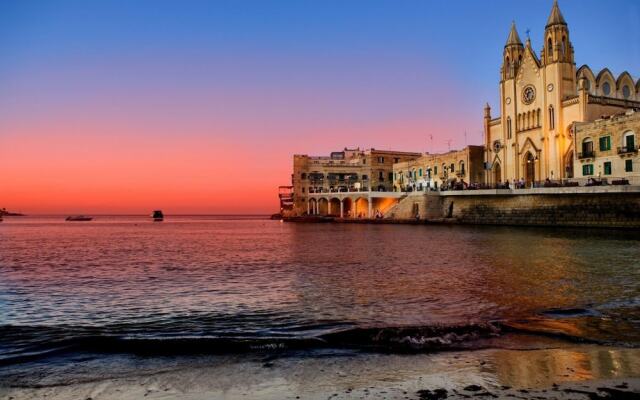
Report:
574,110,639,184
484,0,640,186
392,146,484,191
291,148,420,216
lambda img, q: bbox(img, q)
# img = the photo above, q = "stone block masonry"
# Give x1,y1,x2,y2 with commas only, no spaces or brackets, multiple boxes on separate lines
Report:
437,188,640,228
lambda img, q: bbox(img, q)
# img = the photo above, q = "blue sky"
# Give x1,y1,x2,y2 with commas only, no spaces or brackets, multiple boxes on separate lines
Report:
0,0,639,212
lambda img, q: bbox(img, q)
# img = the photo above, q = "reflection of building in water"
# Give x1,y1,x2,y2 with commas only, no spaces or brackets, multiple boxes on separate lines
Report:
393,146,484,191
484,0,640,186
491,347,640,388
573,110,639,184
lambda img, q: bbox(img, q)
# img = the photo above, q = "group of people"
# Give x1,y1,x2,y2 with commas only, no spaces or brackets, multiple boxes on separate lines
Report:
495,177,528,189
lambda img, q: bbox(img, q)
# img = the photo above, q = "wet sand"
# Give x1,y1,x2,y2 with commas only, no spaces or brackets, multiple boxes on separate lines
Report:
3,345,640,400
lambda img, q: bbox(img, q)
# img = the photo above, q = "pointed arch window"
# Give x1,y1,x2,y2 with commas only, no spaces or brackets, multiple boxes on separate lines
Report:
548,105,555,130
507,117,512,139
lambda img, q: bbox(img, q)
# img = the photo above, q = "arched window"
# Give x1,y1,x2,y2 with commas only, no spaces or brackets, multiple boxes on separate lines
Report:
547,37,553,56
301,173,307,180
602,82,611,96
505,56,510,73
581,138,594,157
459,161,466,175
507,117,512,139
561,36,567,56
548,106,555,130
537,109,541,127
623,85,631,99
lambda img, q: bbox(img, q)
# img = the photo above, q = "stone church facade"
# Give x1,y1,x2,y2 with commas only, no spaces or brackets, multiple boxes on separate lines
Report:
483,0,640,186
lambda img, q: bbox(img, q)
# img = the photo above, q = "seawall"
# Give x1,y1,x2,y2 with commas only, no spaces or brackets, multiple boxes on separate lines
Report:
288,186,640,229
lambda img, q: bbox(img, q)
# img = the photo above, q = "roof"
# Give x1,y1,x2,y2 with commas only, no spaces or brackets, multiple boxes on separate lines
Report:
505,21,523,47
546,0,567,27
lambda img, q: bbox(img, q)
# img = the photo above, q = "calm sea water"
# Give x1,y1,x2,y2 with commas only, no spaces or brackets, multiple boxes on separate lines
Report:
1,216,639,365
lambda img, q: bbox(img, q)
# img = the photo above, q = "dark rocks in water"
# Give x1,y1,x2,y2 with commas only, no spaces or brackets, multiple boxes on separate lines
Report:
596,387,640,400
616,383,630,389
472,392,497,398
262,362,274,368
417,388,448,400
464,385,483,392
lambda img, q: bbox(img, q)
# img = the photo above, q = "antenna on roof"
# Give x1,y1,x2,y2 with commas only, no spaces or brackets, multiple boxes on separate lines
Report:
446,139,452,151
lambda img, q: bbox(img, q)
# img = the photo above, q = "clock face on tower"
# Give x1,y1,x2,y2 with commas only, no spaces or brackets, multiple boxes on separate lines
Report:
522,85,536,105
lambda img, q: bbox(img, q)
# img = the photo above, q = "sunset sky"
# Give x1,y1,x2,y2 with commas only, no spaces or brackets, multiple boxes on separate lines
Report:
1,0,639,214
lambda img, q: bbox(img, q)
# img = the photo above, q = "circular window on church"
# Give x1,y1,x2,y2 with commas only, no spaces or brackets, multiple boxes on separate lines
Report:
522,85,536,105
623,85,631,99
602,82,611,96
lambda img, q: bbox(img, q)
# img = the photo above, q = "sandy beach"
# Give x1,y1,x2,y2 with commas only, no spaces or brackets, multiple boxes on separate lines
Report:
3,345,640,400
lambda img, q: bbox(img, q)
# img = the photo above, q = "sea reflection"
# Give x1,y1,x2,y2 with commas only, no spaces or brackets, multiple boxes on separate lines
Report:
0,217,639,345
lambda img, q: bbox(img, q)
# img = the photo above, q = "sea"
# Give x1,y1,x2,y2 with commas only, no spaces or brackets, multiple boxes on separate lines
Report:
1,215,639,389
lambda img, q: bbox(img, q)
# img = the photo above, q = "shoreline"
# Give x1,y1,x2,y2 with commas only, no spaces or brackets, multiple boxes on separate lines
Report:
3,345,640,399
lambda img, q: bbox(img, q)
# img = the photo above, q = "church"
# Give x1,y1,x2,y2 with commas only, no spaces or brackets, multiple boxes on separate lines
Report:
483,0,640,186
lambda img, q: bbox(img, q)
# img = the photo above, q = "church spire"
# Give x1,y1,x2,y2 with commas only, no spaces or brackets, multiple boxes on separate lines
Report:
546,0,567,28
505,21,523,47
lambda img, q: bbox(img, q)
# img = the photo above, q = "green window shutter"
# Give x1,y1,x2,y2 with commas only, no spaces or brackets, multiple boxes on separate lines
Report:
626,135,635,149
434,166,438,174
625,159,633,172
419,168,423,177
582,164,594,176
599,136,611,151
603,162,611,175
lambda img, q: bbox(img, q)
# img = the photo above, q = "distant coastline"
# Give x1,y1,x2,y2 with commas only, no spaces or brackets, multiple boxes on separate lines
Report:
0,208,25,216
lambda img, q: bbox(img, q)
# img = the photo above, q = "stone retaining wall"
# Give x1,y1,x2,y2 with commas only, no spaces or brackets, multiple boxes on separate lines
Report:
439,192,640,228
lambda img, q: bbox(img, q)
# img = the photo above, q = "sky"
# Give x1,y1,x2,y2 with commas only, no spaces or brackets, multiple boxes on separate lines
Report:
1,0,639,214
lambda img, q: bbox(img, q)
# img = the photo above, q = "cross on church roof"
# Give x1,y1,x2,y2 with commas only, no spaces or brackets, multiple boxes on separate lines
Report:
525,28,530,39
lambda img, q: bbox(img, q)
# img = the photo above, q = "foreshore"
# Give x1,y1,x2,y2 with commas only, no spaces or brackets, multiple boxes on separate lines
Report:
3,345,640,400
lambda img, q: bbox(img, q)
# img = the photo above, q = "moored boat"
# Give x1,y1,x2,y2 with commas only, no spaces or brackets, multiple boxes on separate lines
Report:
65,215,93,222
152,210,164,222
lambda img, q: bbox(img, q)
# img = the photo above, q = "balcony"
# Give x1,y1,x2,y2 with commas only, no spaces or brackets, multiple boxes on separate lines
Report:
578,150,595,159
617,146,638,155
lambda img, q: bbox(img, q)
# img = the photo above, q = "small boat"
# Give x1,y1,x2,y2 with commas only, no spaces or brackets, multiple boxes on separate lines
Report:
66,215,93,222
151,210,164,222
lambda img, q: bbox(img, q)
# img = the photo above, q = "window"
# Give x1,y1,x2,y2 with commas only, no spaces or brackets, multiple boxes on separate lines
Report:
434,166,438,175
626,159,633,172
378,171,384,180
388,172,393,182
599,136,611,151
602,82,611,96
301,173,307,180
362,158,367,164
419,168,423,177
548,106,555,130
582,138,594,156
603,162,612,175
377,157,385,163
582,164,594,176
394,158,400,163
507,117,512,139
362,174,368,181
623,85,631,99
450,163,455,172
302,187,305,193
624,132,635,150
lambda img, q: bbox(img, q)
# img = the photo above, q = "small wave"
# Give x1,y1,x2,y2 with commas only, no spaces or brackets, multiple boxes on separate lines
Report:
319,322,503,352
2,317,639,366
